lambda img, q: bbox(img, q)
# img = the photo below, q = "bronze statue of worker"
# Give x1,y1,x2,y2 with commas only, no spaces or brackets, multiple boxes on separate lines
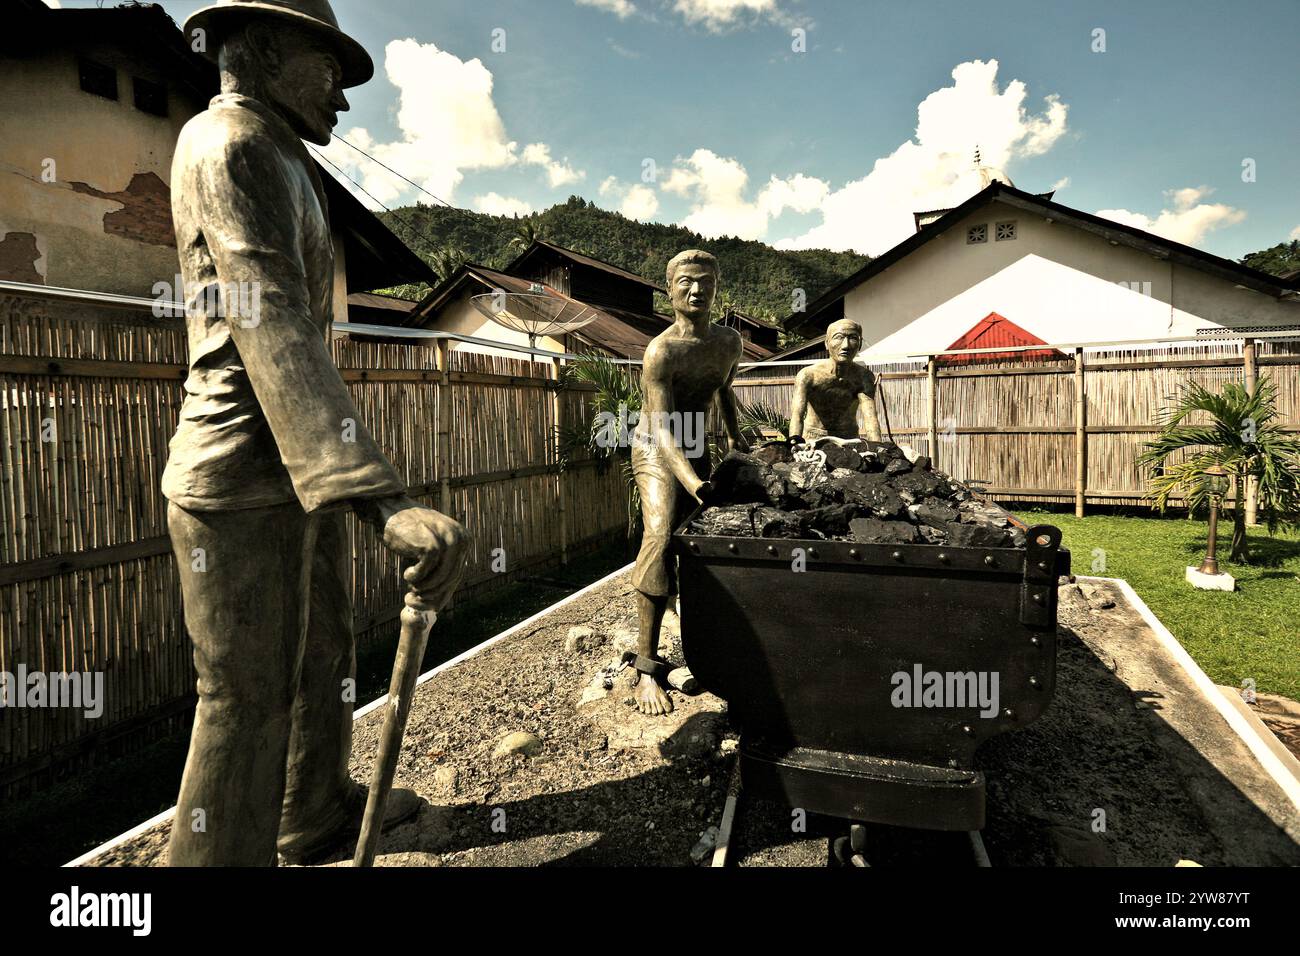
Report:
165,0,468,866
629,250,748,716
788,318,882,444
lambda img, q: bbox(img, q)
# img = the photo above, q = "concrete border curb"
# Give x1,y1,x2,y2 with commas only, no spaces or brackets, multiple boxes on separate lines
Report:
1076,575,1300,811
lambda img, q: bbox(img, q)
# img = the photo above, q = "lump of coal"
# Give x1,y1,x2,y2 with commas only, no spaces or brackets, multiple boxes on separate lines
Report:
850,517,920,545
839,472,908,520
943,522,1013,548
710,452,771,504
752,441,794,466
800,503,861,537
689,504,754,537
912,498,959,529
891,469,946,504
821,443,862,471
685,442,1027,550
753,506,804,539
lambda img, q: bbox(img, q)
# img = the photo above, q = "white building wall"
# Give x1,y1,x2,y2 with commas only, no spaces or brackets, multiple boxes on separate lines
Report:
843,199,1300,360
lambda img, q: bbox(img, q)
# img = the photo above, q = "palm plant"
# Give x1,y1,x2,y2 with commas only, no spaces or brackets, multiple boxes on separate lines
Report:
556,353,645,538
429,245,469,284
735,398,789,442
508,220,544,253
1137,376,1300,563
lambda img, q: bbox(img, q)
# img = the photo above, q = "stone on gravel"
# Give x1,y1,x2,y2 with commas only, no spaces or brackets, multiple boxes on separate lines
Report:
578,681,609,706
1046,825,1117,866
1078,581,1116,610
691,826,720,864
667,667,698,694
565,625,598,653
494,731,542,758
432,765,459,795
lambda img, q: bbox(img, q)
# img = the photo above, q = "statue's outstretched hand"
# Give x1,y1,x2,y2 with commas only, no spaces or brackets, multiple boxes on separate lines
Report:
355,495,470,611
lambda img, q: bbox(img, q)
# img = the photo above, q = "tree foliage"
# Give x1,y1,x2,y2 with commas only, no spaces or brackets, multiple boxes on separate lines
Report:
1240,239,1300,277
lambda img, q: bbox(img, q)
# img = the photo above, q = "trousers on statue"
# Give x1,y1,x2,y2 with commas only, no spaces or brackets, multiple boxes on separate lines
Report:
166,501,357,866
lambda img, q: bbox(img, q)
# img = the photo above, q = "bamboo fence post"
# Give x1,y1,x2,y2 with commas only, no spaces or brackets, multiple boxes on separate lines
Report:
551,354,568,566
1074,347,1087,518
926,356,938,466
1243,338,1258,526
435,338,452,519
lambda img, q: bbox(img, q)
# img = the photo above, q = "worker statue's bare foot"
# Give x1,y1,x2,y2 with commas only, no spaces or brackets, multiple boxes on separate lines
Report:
633,672,673,716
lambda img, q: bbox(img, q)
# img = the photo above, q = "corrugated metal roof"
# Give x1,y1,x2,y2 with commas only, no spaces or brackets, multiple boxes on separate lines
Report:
940,312,1067,365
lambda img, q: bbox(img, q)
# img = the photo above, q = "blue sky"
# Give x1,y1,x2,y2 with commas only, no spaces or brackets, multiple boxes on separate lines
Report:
63,0,1300,259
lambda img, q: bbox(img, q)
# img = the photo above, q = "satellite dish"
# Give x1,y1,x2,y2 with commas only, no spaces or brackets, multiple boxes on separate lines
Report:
470,289,598,351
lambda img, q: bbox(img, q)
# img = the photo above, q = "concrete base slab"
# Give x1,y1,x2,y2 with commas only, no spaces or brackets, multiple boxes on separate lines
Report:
1186,566,1236,591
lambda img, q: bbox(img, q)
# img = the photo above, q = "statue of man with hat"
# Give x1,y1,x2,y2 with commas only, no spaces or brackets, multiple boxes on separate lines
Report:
164,0,469,866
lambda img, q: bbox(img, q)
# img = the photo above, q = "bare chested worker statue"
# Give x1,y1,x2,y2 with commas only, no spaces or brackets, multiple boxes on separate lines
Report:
788,319,882,443
630,250,748,716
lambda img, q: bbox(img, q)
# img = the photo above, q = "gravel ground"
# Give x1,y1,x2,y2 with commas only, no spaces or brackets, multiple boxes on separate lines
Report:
84,572,1299,867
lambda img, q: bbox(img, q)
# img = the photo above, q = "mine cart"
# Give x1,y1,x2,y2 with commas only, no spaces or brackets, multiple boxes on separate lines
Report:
674,515,1069,833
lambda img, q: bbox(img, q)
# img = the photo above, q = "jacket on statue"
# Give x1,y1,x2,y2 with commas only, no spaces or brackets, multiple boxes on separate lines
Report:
163,93,404,514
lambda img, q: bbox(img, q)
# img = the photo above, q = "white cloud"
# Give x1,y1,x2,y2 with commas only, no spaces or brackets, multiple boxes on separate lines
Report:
599,176,661,221
778,59,1069,255
521,143,585,188
672,0,794,31
472,193,535,217
577,0,637,17
661,148,828,240
1095,186,1245,246
1288,224,1300,241
317,39,576,209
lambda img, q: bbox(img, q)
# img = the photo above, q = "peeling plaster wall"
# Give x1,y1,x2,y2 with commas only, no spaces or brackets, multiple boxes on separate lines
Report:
0,46,202,296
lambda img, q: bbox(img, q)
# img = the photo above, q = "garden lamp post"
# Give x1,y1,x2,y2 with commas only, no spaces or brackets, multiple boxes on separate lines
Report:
1197,463,1230,576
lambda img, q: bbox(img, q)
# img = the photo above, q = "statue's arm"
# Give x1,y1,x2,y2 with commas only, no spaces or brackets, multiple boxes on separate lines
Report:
716,342,749,453
642,342,710,500
858,368,883,441
195,131,405,513
788,368,809,443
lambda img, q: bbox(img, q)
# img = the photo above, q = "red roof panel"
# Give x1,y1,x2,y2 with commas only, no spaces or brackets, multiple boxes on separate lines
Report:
940,312,1067,365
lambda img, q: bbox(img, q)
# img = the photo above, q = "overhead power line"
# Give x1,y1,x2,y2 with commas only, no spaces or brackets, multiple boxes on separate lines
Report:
307,143,446,274
330,133,453,209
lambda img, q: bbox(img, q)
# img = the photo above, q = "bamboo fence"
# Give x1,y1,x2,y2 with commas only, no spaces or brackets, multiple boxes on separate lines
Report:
0,289,627,793
734,338,1300,511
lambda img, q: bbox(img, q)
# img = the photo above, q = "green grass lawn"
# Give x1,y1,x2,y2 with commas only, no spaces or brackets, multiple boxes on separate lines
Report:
1018,508,1300,702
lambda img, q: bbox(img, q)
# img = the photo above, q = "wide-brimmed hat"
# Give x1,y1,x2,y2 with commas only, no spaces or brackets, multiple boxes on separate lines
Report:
185,0,374,88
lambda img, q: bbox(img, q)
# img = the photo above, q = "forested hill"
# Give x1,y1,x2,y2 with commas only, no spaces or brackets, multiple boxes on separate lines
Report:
376,195,869,325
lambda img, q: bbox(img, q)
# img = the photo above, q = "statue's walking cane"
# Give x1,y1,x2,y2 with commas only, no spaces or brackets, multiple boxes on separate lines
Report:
353,600,436,866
